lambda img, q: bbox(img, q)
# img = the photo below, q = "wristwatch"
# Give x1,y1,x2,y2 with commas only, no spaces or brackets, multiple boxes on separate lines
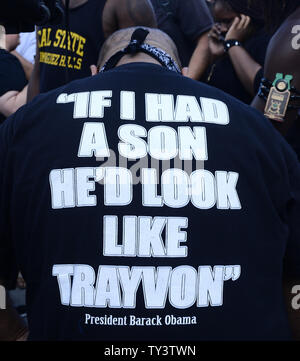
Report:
224,39,242,53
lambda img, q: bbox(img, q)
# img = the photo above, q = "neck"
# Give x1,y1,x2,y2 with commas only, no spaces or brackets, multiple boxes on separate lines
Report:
116,53,161,67
61,0,88,9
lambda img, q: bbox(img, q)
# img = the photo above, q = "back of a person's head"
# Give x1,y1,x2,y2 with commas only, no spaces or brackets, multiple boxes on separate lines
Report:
213,0,264,26
97,27,181,70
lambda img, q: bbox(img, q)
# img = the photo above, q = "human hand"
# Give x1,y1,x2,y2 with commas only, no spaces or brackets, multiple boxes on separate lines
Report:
225,15,252,42
208,25,225,60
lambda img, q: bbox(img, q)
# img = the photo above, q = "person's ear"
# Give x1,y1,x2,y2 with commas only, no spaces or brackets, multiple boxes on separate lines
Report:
90,64,98,76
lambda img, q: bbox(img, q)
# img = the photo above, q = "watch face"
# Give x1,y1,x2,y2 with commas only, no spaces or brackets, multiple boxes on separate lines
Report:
275,79,288,92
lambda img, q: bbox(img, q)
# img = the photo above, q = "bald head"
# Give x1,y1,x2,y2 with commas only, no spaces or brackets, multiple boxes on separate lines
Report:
97,27,181,70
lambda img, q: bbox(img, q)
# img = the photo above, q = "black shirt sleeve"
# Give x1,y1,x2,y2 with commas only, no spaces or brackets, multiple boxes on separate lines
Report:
0,115,18,289
175,0,213,42
0,49,27,96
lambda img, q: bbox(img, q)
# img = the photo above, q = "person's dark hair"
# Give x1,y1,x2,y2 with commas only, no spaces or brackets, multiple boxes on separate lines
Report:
224,0,264,25
254,0,300,32
213,0,264,26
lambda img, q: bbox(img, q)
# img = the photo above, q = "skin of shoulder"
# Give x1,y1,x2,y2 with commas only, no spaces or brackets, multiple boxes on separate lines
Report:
252,8,300,134
102,0,157,39
265,9,300,90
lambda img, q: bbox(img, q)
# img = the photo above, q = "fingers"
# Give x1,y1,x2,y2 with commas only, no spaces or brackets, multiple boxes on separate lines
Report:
211,24,221,33
209,26,220,38
209,26,223,43
238,14,251,29
237,15,246,29
244,16,251,28
209,32,220,42
225,17,239,41
225,14,251,41
231,16,240,30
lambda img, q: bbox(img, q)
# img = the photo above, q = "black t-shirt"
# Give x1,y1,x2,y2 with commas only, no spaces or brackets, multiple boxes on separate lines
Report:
0,49,27,123
38,0,106,93
1,63,300,341
286,115,300,161
150,0,213,67
206,29,271,104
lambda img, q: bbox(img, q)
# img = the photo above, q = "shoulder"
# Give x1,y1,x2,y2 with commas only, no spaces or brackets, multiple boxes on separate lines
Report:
175,0,213,36
176,0,212,14
103,0,156,38
263,14,300,88
267,14,299,59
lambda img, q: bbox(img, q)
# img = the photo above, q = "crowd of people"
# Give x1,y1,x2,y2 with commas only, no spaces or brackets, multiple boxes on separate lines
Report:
0,0,300,342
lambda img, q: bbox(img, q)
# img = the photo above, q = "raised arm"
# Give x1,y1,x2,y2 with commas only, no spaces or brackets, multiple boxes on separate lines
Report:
0,86,28,118
186,31,211,80
177,0,213,80
225,16,263,96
